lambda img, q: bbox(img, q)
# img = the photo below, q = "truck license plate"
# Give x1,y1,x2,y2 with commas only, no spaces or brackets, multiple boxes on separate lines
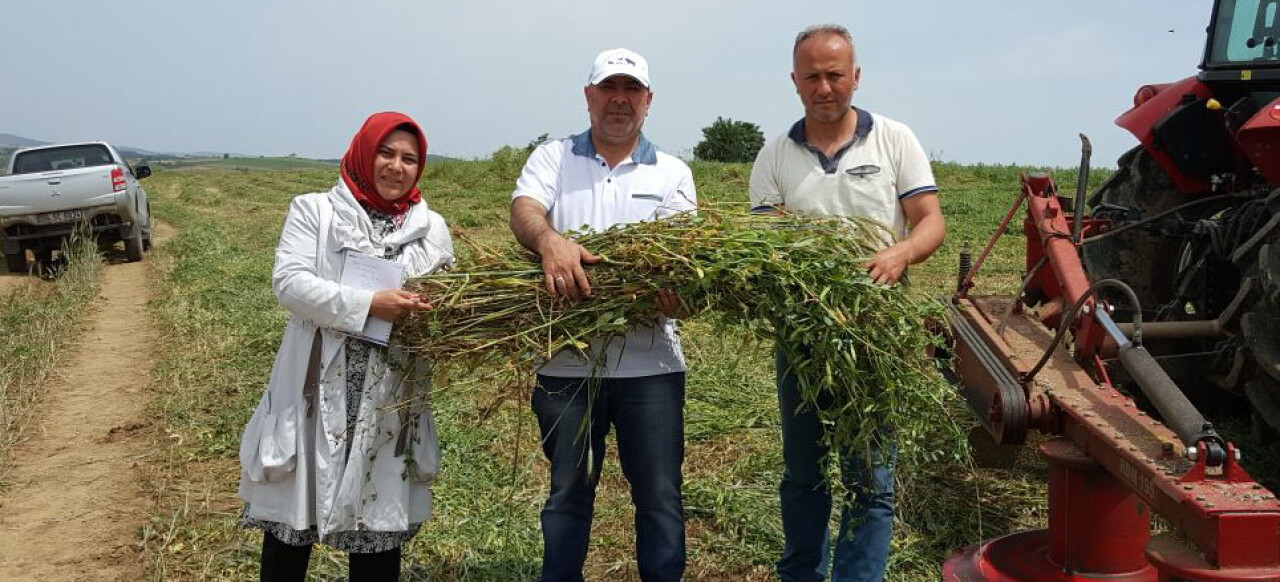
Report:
41,209,84,224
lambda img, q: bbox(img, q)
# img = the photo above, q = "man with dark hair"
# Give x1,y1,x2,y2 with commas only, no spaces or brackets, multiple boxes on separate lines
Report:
750,24,946,582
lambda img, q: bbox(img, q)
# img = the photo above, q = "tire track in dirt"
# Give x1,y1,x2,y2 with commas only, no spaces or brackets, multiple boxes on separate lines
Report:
0,224,173,581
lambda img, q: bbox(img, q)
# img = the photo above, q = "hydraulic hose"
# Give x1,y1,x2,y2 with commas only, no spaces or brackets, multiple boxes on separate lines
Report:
1020,278,1226,466
1020,278,1143,384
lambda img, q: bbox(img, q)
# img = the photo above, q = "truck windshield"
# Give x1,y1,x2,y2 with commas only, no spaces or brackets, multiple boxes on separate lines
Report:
11,144,114,175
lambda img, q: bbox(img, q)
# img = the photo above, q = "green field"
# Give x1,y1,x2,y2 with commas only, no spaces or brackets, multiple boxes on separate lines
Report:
131,156,1275,581
138,153,456,174
147,156,338,172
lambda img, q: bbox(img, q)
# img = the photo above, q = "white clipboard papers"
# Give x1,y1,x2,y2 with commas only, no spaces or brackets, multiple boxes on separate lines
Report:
340,250,407,346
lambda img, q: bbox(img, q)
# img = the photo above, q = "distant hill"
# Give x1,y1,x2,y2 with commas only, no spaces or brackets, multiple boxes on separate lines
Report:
0,133,47,148
0,132,457,168
0,132,172,161
0,132,333,167
314,153,457,164
152,156,338,172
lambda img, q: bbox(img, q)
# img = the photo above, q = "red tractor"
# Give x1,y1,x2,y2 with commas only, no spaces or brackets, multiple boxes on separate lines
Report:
943,1,1280,579
1082,0,1280,440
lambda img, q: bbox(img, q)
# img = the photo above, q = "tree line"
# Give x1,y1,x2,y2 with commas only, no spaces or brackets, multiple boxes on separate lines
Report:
513,119,765,164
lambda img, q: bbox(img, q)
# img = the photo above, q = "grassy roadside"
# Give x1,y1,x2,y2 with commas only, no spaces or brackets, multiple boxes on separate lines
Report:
139,159,1103,581
0,235,101,485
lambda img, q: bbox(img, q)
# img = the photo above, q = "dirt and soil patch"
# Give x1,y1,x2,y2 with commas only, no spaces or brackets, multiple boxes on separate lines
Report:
0,226,172,581
0,269,38,295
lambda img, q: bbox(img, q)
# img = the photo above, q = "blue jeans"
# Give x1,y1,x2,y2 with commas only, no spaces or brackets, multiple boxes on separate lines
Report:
775,350,896,582
532,373,686,582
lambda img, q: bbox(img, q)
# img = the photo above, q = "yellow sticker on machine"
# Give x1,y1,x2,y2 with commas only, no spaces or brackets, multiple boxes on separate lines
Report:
1242,70,1253,80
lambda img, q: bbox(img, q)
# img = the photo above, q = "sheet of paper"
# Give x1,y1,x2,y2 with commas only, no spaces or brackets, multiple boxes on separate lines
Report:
340,251,406,346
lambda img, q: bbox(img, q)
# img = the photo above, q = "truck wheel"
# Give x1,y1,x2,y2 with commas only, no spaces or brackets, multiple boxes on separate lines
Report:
4,251,27,274
32,249,60,280
124,225,144,262
143,204,153,251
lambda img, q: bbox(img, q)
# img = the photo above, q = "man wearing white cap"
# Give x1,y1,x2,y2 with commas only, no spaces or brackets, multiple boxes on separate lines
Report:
509,48,696,582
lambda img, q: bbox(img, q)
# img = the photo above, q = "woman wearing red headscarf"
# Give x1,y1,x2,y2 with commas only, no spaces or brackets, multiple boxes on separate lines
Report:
237,112,453,581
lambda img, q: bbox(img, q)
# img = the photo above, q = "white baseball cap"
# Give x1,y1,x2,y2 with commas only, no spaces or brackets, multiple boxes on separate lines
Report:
588,48,650,88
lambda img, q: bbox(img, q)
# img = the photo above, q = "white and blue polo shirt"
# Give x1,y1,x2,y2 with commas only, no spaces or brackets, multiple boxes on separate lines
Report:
513,131,697,378
749,107,937,240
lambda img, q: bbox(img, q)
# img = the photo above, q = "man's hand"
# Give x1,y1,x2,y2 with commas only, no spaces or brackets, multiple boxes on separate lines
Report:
511,197,601,300
655,288,683,318
865,193,946,285
370,289,433,322
864,242,913,285
536,232,601,300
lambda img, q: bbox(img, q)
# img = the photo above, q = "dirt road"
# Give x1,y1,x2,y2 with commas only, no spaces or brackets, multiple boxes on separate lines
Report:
0,233,169,581
0,269,36,295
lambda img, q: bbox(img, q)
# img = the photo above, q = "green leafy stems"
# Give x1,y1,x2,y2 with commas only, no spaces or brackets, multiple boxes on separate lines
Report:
398,207,957,469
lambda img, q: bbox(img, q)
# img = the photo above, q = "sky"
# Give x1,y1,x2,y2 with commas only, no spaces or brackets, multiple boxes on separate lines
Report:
0,1,1209,168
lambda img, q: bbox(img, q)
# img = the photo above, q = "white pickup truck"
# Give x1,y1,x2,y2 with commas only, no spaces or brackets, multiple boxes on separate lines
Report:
0,141,153,272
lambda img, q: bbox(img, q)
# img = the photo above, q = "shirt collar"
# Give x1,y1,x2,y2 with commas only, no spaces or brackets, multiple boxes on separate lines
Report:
570,130,658,165
787,106,873,146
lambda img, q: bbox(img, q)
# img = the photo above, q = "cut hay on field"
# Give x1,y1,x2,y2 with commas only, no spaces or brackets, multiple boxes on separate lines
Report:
399,206,960,465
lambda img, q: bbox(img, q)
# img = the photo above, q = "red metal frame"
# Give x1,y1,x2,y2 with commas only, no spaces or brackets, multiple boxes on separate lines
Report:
945,173,1280,581
1019,174,1109,366
1115,76,1214,194
1235,96,1280,187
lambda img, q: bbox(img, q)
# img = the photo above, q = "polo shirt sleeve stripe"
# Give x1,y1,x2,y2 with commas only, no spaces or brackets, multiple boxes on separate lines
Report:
899,185,938,200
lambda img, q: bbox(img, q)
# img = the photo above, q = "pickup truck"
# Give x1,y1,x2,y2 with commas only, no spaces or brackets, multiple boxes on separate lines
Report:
0,141,152,272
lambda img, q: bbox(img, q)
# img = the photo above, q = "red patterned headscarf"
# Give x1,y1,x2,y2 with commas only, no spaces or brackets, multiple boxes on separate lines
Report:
340,112,428,215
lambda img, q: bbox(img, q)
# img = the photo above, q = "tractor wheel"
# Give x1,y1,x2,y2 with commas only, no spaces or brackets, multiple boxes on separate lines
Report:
1082,147,1189,312
1083,147,1280,438
1239,241,1280,437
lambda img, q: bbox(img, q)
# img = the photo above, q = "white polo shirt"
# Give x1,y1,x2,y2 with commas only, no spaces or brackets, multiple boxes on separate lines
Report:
512,131,697,378
749,107,937,241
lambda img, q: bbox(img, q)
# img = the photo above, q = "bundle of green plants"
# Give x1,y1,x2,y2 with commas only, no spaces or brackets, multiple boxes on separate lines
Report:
399,207,960,465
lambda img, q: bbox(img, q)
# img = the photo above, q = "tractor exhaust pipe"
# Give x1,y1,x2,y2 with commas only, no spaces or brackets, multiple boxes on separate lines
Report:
1072,134,1091,243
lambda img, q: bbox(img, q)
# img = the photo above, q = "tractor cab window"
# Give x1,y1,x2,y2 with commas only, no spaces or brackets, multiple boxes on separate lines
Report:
1208,0,1280,66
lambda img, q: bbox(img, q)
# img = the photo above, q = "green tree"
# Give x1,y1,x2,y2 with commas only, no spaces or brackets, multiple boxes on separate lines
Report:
524,132,550,154
693,117,765,163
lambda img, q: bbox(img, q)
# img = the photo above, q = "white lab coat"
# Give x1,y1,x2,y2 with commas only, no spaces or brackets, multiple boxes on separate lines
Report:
238,180,453,536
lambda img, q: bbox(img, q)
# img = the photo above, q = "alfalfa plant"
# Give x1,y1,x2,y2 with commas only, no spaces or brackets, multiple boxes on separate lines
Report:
398,206,966,473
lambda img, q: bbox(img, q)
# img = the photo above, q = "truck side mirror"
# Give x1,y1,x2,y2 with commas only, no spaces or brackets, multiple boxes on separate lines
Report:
135,165,152,179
